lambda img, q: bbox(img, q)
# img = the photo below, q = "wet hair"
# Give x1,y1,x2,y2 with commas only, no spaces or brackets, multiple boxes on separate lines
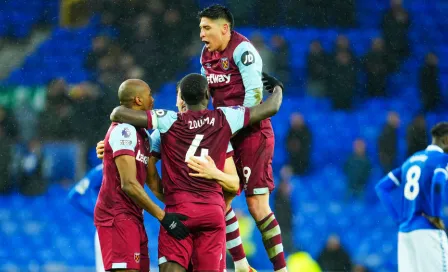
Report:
198,4,234,30
431,122,448,138
179,74,208,105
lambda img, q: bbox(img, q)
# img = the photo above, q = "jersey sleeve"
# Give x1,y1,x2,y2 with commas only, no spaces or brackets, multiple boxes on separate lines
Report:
145,109,178,133
150,129,162,159
218,106,250,134
387,167,402,186
233,41,263,107
375,167,402,223
431,167,448,217
109,123,137,158
226,142,234,158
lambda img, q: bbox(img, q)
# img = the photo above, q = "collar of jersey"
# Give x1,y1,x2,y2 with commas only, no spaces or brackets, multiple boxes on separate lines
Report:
426,145,444,153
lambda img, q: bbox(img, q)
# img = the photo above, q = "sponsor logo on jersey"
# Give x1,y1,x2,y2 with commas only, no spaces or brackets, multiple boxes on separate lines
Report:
122,127,131,138
120,140,132,146
206,74,231,84
155,109,167,117
136,150,149,165
241,51,255,66
221,57,229,70
134,252,140,263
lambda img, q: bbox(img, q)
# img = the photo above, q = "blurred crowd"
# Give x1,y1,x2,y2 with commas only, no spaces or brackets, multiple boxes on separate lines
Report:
0,0,444,271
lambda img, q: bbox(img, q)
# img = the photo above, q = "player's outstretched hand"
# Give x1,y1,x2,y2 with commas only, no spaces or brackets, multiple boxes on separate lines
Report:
96,140,105,160
187,156,218,180
422,213,446,230
160,213,189,240
262,72,284,93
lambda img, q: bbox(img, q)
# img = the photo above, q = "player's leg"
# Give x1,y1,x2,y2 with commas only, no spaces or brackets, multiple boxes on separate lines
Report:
139,223,150,272
224,191,251,271
96,218,143,272
413,229,448,271
159,262,186,272
158,204,194,272
191,204,226,272
239,135,287,272
398,232,417,272
95,230,105,272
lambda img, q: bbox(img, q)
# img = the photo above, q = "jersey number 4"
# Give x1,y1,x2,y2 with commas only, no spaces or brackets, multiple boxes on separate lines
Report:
185,134,209,162
404,165,421,201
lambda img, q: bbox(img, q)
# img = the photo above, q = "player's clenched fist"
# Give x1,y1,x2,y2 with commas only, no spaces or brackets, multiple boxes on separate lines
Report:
96,140,105,159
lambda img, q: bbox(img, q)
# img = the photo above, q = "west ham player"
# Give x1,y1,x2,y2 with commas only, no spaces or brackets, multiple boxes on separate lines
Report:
94,79,189,272
68,164,104,272
110,73,283,272
96,83,250,271
198,5,287,271
376,122,448,272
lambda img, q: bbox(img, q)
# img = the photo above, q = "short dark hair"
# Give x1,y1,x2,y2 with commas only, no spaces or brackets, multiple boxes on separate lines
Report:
179,74,208,105
198,4,234,30
431,122,448,138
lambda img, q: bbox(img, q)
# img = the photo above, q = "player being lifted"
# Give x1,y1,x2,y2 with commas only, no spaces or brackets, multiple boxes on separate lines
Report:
198,5,288,271
109,73,283,272
94,79,189,272
376,122,448,272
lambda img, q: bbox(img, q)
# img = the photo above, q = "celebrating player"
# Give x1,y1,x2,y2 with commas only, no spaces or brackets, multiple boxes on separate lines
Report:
68,164,104,272
110,73,283,272
198,5,287,271
376,122,448,272
96,82,250,271
94,79,189,272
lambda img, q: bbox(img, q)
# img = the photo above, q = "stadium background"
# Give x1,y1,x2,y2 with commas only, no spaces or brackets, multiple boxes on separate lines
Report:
0,0,447,271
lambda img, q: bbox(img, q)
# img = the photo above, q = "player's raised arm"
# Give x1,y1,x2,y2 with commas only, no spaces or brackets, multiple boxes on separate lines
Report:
375,168,402,222
233,41,264,107
248,72,283,125
110,106,149,128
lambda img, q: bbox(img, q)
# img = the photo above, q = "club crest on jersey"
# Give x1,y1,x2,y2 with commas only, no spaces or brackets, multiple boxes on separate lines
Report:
221,57,229,70
134,252,140,263
205,63,211,68
122,128,131,138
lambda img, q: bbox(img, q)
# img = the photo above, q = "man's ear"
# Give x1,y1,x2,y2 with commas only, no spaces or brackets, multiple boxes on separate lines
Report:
135,96,142,106
442,135,448,146
222,23,229,35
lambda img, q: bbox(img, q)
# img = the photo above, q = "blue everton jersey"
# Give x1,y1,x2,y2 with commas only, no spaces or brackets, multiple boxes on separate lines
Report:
68,164,103,217
376,145,448,232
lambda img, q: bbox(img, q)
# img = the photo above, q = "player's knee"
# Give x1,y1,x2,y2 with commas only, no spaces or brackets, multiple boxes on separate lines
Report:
246,194,271,221
159,262,186,272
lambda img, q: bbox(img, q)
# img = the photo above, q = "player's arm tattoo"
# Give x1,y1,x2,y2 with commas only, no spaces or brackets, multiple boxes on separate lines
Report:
146,156,164,202
248,86,282,125
110,106,148,128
